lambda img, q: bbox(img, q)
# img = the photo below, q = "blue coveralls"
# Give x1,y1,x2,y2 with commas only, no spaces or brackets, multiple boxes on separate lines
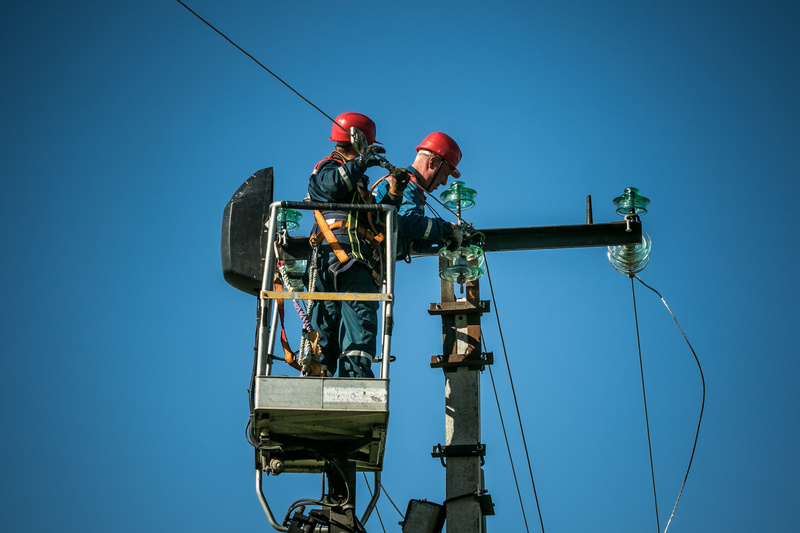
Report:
374,167,455,259
307,153,399,378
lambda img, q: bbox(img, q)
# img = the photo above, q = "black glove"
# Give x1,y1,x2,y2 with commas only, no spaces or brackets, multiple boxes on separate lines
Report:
389,169,411,196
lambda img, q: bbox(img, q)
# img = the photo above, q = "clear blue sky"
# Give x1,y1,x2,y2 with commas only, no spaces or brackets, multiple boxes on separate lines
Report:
3,1,799,531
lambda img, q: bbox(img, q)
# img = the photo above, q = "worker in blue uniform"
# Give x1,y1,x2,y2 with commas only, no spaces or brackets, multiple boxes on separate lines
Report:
374,132,464,259
306,112,405,378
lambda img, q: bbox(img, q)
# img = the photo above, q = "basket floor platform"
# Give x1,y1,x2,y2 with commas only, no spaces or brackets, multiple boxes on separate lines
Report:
253,376,390,473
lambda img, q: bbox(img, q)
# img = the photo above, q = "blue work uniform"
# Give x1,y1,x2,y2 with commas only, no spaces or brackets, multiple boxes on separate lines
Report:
374,167,455,259
307,152,398,378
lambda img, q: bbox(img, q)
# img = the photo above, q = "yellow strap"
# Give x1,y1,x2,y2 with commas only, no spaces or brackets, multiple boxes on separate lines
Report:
313,210,352,264
262,290,392,302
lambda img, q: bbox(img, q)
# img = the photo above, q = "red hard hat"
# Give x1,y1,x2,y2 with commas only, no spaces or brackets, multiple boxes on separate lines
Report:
416,132,462,173
330,112,377,145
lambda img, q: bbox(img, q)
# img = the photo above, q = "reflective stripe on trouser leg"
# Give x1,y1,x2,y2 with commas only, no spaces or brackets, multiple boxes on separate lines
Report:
339,350,375,379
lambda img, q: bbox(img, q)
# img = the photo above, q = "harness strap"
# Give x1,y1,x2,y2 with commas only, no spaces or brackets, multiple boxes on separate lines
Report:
313,210,352,264
273,278,302,371
309,219,385,249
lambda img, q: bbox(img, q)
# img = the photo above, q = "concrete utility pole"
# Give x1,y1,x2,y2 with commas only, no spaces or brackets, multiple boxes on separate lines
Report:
430,255,493,532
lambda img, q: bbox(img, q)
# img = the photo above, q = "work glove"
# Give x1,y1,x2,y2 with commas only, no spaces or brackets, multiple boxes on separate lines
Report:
389,168,411,196
447,224,464,251
364,144,385,167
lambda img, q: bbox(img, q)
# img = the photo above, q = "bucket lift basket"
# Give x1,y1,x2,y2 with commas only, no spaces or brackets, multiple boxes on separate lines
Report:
251,200,397,530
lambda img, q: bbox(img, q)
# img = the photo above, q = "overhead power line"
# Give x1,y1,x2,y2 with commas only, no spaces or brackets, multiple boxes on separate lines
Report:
175,0,343,132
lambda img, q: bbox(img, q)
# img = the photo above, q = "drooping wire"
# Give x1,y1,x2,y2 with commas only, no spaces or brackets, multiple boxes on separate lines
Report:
484,255,546,533
633,275,705,533
483,333,531,533
175,0,345,134
630,277,661,533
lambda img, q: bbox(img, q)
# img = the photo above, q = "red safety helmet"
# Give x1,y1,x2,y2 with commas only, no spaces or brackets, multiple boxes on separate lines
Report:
416,132,462,176
330,112,378,145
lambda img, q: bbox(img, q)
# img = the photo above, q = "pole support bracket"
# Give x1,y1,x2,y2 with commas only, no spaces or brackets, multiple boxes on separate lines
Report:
430,351,493,370
431,443,487,467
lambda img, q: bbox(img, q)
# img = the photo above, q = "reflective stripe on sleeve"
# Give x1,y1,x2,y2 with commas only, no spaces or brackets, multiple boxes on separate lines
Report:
422,219,434,240
339,166,353,190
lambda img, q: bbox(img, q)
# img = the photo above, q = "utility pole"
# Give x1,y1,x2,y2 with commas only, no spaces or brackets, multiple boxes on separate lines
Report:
430,255,493,532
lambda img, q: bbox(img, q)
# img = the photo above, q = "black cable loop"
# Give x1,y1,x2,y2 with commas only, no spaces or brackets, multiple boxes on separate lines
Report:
633,275,705,533
484,256,546,533
630,277,661,533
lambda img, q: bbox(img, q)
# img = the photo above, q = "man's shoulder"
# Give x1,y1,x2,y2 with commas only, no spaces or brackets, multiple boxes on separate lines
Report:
315,157,344,171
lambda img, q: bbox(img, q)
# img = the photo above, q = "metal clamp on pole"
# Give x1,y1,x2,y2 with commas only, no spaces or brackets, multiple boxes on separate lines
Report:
442,489,496,517
431,443,486,467
430,351,494,370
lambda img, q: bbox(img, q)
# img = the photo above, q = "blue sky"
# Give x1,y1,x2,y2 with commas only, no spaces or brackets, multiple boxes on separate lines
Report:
2,1,799,531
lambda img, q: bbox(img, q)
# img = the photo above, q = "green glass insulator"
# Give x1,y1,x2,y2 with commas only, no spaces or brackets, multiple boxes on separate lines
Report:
608,231,652,275
613,187,650,216
439,181,477,211
277,208,302,233
438,244,486,284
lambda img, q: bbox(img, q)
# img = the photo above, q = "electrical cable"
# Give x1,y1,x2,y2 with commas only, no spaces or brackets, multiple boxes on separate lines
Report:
175,0,345,134
630,277,661,533
483,335,531,533
247,299,260,447
284,475,327,525
363,472,405,520
632,275,705,533
484,256,546,533
425,188,460,221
